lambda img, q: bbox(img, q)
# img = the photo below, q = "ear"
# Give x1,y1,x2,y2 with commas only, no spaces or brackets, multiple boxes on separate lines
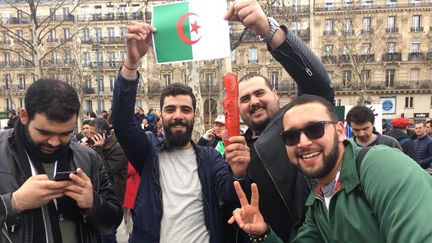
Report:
20,108,28,125
336,121,346,142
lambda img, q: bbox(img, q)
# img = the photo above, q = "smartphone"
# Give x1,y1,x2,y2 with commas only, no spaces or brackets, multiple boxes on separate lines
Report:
54,171,76,181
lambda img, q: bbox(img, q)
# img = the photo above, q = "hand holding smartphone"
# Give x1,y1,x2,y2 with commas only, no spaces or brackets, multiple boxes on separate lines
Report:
54,170,77,181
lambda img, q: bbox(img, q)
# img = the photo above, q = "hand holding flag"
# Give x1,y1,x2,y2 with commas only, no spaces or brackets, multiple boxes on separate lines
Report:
224,0,269,37
124,22,156,67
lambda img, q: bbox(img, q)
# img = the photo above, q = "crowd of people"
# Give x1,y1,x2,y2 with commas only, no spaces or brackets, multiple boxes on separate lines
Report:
1,0,431,243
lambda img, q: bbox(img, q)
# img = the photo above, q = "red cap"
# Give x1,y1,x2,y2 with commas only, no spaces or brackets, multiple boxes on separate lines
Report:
391,117,410,128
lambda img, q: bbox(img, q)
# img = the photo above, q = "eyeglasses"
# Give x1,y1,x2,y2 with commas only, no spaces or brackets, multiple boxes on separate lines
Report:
280,121,337,146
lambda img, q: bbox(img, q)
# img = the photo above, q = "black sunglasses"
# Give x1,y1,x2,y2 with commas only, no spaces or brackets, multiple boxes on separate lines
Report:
280,121,337,146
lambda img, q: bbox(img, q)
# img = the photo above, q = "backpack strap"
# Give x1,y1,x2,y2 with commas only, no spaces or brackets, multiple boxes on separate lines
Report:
355,146,372,179
398,137,411,146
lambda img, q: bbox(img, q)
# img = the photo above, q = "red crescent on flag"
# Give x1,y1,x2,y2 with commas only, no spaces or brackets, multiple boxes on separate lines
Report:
176,12,201,45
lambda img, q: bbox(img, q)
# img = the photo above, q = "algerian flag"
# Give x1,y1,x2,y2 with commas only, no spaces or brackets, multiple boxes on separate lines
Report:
152,0,231,64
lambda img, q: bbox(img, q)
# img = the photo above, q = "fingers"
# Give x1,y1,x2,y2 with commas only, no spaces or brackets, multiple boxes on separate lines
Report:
126,22,156,41
70,168,91,188
231,208,245,228
233,181,248,207
250,183,259,208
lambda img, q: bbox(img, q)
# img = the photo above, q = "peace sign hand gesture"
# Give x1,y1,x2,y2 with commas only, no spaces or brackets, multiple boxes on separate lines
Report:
228,181,268,235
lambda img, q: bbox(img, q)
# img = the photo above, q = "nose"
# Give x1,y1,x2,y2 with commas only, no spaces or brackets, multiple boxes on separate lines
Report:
297,132,312,147
172,109,184,120
250,95,260,105
47,135,61,147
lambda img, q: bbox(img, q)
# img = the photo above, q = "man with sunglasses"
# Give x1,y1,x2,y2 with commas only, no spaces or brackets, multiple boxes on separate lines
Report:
224,0,334,241
228,94,432,242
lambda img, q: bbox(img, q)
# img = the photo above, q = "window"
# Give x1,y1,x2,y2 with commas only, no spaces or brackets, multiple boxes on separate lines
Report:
132,4,141,19
18,74,25,90
120,27,127,38
85,76,92,88
17,51,24,65
4,74,11,89
3,52,11,66
248,48,258,63
324,45,333,55
19,98,24,109
95,28,102,42
118,5,127,19
410,43,420,53
362,43,371,54
49,29,56,42
98,100,104,113
97,75,104,92
324,19,334,35
96,50,103,64
324,0,334,10
83,52,91,67
362,0,373,8
5,98,12,112
163,74,171,86
183,72,188,85
64,50,71,64
343,0,353,8
342,45,351,55
361,70,370,82
108,28,115,41
85,100,93,113
342,70,352,87
82,28,90,42
63,28,70,41
387,42,396,53
335,99,342,106
17,10,23,22
411,0,421,6
51,50,57,64
385,69,395,87
205,73,213,87
106,6,114,20
412,15,421,31
292,21,301,35
410,69,419,82
387,16,396,32
109,75,116,91
119,51,126,61
270,71,279,89
49,8,56,21
94,5,102,20
108,52,116,67
63,7,70,19
65,73,72,85
362,17,371,33
16,30,23,42
343,19,352,34
405,97,413,108
387,0,397,7
2,31,10,44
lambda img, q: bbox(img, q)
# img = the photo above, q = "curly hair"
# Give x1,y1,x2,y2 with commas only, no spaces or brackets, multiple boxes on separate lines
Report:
160,83,196,111
25,78,80,122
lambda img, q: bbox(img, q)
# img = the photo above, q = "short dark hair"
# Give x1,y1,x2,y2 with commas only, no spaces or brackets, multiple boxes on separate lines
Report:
82,119,91,125
238,73,272,89
160,83,196,111
427,120,432,126
284,94,338,122
89,117,110,133
346,105,375,125
25,78,80,122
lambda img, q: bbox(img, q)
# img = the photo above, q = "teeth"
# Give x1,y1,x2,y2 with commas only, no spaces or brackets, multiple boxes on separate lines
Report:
301,152,320,159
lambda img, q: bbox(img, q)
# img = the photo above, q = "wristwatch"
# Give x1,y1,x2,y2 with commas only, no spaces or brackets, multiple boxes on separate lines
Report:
260,17,280,43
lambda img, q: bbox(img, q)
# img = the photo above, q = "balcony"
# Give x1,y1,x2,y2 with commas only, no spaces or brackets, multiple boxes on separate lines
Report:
361,29,373,35
0,61,32,68
382,52,402,62
0,40,12,45
408,52,425,61
410,27,423,32
385,28,398,33
148,84,162,95
321,55,338,64
395,81,432,89
339,55,351,63
83,87,95,94
0,85,27,95
323,30,336,36
8,17,31,24
342,30,355,36
357,54,375,62
42,59,75,68
76,12,144,22
200,84,220,94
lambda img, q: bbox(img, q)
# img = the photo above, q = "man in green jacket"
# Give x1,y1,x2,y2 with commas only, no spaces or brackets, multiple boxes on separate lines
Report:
228,94,432,242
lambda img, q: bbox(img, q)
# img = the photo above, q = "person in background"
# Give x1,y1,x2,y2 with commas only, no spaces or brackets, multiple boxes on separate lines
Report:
6,109,18,129
197,115,226,156
122,162,140,238
385,117,417,161
414,121,432,169
134,107,146,125
346,105,402,150
426,120,432,136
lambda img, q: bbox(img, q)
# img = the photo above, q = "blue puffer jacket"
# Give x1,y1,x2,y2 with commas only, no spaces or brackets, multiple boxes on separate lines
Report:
112,74,250,243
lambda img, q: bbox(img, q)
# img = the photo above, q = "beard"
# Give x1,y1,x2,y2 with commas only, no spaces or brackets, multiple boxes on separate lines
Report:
246,102,271,133
163,119,194,148
298,130,340,179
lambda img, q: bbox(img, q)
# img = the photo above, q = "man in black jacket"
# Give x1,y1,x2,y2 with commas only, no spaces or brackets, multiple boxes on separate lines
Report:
225,0,334,241
385,117,417,161
0,78,122,243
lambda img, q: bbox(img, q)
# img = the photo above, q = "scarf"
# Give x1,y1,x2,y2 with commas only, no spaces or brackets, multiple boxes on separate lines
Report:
13,121,79,243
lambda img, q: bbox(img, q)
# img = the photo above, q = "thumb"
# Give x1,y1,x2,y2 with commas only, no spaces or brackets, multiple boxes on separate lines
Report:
29,174,50,181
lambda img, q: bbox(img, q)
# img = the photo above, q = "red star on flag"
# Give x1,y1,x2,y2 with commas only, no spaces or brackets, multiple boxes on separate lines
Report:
191,20,200,34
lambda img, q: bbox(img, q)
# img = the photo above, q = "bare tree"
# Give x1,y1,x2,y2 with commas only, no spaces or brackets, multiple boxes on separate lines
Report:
0,0,87,79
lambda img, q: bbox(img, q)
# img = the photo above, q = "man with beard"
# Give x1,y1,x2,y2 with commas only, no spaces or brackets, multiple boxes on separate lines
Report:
0,78,122,243
224,0,334,241
111,22,251,243
227,94,432,242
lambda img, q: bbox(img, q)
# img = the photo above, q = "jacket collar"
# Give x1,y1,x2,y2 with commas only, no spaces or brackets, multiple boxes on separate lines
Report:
305,139,360,206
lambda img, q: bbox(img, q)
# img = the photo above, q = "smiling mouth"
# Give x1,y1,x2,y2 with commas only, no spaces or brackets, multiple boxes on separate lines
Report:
299,151,321,159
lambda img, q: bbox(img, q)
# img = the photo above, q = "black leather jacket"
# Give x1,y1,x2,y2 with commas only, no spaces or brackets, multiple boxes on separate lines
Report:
239,26,334,242
0,129,123,243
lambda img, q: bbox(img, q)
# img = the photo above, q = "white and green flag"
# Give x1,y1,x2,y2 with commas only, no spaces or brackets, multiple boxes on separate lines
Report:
152,0,230,64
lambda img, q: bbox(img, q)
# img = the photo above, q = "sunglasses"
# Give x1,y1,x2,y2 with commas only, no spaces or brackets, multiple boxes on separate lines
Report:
280,121,337,146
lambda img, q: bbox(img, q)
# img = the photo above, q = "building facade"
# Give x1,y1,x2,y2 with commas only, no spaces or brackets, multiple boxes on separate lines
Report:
0,0,431,126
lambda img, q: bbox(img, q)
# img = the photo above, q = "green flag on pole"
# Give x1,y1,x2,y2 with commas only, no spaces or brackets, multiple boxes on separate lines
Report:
152,0,230,64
